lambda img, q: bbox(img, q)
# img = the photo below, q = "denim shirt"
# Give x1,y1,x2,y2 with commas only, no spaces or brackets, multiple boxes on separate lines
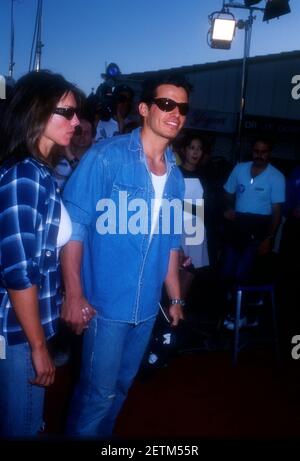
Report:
63,128,185,323
0,157,62,345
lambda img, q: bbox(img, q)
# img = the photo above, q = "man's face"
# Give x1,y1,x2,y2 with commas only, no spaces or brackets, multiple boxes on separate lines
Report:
116,91,133,119
71,119,93,149
252,141,271,168
139,84,188,141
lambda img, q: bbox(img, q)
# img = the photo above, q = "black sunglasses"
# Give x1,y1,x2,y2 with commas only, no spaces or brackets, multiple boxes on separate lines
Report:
53,107,79,120
152,98,189,116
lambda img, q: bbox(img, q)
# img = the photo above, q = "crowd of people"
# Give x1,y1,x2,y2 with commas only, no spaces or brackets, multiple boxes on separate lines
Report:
0,68,299,439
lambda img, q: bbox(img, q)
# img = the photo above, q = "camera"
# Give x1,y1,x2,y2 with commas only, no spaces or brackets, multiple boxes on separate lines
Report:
95,81,115,121
95,82,134,122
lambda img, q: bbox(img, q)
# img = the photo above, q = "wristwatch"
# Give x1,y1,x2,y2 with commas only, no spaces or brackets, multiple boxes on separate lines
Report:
170,298,186,307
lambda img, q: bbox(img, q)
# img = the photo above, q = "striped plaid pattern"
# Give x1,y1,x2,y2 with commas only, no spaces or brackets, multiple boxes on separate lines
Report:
0,157,62,345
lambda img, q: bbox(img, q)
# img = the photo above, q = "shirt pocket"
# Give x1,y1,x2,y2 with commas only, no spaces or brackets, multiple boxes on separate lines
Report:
111,182,146,201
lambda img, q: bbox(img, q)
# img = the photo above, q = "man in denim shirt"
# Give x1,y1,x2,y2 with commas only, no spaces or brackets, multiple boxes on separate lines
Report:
62,74,191,437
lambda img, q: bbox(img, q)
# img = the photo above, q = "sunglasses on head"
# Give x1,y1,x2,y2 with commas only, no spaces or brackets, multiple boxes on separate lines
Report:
152,98,189,116
53,107,79,120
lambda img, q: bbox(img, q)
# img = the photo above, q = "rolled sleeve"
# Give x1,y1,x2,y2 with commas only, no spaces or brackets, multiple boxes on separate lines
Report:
63,146,105,232
271,173,285,204
69,221,87,241
224,165,238,194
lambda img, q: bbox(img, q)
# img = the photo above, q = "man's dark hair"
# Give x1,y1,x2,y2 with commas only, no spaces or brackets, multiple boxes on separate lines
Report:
139,73,192,105
113,84,134,101
0,70,85,164
252,136,274,151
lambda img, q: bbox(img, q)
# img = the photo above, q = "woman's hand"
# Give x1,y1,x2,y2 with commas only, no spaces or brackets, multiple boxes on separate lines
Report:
30,345,55,387
7,286,56,386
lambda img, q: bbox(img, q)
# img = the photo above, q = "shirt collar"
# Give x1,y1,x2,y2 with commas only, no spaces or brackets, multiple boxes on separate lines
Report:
128,127,176,167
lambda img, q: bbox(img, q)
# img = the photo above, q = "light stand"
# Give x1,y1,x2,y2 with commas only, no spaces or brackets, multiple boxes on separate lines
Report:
29,0,44,72
208,1,291,162
235,10,254,162
34,0,44,72
222,2,264,162
8,0,15,78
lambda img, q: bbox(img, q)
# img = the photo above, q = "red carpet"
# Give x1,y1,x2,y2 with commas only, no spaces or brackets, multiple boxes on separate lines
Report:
45,349,300,439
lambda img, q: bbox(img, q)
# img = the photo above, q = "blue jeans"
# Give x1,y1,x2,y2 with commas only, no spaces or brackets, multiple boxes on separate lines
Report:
221,241,259,283
66,315,156,438
0,342,45,437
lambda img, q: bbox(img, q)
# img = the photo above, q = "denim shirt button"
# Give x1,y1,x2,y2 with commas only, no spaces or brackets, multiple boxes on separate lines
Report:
45,250,52,257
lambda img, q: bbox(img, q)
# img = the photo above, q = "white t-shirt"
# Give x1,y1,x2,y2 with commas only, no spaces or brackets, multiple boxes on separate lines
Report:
95,119,119,142
181,176,208,269
57,200,72,252
150,172,167,239
183,177,204,221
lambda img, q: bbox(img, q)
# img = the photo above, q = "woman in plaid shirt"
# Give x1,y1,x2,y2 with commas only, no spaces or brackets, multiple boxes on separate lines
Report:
0,70,82,437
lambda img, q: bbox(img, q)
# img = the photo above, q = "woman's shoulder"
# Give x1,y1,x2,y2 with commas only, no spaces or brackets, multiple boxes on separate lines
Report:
0,156,52,183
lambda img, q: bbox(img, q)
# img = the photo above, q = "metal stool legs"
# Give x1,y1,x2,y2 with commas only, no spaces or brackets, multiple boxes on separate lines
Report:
270,288,280,363
232,285,279,366
233,289,242,367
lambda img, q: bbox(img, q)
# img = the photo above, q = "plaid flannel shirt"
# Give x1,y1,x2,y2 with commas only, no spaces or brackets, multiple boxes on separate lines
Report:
0,157,61,345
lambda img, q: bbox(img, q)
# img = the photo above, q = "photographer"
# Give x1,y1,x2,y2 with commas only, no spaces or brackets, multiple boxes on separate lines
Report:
95,84,134,142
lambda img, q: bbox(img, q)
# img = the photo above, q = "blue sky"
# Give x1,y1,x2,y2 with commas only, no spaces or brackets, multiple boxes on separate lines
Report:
0,0,298,95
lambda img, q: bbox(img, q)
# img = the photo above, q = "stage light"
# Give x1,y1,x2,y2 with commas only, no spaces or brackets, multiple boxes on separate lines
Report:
209,14,236,49
263,0,291,21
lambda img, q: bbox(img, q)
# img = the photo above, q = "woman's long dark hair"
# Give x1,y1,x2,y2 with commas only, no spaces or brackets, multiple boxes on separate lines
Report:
0,70,85,164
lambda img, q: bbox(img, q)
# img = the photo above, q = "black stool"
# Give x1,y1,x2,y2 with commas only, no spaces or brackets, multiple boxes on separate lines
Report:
233,283,280,366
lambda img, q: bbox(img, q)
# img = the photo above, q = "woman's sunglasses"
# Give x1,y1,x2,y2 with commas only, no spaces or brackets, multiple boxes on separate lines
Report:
53,107,79,120
152,98,189,116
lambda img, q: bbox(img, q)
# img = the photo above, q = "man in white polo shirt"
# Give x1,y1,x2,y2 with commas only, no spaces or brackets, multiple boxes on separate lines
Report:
221,137,285,329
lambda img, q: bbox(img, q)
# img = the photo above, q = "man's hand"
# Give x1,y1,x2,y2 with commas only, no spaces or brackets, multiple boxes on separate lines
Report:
258,237,273,256
179,249,192,269
168,304,184,327
292,205,300,219
61,295,96,335
224,209,236,221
